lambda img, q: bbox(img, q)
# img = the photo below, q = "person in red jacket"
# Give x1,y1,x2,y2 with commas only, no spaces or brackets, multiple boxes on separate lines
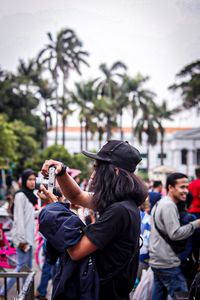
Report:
188,167,200,218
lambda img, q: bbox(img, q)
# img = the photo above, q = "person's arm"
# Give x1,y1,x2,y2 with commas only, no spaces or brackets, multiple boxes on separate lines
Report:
161,203,200,240
68,203,129,260
37,186,98,260
67,235,97,260
14,193,29,250
41,159,93,208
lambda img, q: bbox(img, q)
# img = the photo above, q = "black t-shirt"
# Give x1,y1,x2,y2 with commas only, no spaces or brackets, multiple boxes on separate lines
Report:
84,200,140,300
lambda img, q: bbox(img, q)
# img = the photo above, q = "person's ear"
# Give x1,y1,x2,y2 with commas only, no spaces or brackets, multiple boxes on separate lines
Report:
168,184,174,193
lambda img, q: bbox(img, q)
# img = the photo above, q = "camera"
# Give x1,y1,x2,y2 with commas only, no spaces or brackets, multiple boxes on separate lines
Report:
35,166,56,193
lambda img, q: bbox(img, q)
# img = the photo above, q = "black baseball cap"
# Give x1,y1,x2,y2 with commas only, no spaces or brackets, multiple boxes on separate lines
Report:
82,140,142,172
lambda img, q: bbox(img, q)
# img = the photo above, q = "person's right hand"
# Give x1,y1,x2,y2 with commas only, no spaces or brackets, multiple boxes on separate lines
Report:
41,160,63,177
37,184,58,204
18,242,28,251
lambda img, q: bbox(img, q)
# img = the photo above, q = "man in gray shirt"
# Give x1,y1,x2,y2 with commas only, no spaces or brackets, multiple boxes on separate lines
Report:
149,172,200,300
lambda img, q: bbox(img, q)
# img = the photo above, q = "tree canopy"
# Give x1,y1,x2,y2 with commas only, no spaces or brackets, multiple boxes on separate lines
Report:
0,115,18,165
169,60,200,111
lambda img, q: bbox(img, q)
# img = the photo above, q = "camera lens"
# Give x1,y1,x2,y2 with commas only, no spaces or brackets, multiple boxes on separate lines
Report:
35,177,43,190
35,177,49,190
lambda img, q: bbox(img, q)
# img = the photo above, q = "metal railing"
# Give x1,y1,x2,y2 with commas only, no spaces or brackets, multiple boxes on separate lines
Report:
0,271,35,300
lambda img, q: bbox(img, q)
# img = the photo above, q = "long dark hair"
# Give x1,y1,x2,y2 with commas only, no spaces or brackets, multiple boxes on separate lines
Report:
91,161,148,213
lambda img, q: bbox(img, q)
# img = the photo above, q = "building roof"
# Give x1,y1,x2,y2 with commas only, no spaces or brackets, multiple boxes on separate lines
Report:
49,126,194,134
173,127,200,140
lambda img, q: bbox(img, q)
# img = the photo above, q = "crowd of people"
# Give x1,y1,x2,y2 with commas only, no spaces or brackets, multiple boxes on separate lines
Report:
139,172,200,299
0,140,199,300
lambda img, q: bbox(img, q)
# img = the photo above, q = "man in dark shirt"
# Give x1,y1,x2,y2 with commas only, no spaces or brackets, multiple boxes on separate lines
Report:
40,140,148,300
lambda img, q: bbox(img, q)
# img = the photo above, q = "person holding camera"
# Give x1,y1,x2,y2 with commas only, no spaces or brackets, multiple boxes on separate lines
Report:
39,140,148,300
149,172,200,300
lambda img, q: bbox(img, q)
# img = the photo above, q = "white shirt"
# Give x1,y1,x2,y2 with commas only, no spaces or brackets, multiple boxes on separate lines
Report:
12,192,35,247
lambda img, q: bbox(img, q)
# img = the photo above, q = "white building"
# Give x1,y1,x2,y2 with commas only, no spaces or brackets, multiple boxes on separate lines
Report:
47,126,200,178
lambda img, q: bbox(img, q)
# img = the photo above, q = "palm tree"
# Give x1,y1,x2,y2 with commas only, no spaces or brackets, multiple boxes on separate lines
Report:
123,73,156,139
135,99,178,170
114,82,129,140
37,28,89,144
37,79,55,148
17,58,41,92
97,61,127,140
57,96,74,147
135,100,158,173
169,60,200,111
72,80,97,151
17,59,57,148
92,96,116,148
152,100,178,165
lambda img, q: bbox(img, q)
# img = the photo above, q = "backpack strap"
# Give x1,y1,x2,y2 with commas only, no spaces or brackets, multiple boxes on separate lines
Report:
152,202,186,254
152,202,171,243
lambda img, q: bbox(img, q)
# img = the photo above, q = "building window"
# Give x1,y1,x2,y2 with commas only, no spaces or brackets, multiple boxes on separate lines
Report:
181,149,188,165
197,149,200,165
141,153,147,158
157,153,167,159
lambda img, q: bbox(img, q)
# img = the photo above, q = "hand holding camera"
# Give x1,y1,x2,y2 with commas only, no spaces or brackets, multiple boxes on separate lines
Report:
36,161,67,204
37,184,58,204
35,165,56,193
41,160,65,178
40,159,80,207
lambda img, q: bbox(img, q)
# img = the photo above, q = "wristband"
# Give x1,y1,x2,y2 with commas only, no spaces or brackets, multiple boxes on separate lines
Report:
56,164,67,177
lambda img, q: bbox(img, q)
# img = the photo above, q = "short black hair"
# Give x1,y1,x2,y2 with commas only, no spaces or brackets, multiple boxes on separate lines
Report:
153,180,162,188
166,173,188,192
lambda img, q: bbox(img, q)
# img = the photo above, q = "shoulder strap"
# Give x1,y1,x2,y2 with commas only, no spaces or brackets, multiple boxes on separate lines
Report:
152,202,172,244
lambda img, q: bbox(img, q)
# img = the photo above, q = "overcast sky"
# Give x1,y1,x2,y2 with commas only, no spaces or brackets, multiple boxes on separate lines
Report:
0,0,200,126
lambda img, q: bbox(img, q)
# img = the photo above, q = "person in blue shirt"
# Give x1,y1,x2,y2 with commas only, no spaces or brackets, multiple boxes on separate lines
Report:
138,198,151,280
148,180,163,211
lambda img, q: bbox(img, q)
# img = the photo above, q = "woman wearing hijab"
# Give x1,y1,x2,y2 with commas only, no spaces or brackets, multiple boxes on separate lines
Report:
0,169,37,299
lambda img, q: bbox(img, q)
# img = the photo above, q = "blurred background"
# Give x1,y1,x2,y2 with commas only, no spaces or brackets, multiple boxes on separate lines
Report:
0,0,200,195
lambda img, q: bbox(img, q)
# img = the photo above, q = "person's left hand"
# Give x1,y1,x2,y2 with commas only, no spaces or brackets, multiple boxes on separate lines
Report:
37,184,57,204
